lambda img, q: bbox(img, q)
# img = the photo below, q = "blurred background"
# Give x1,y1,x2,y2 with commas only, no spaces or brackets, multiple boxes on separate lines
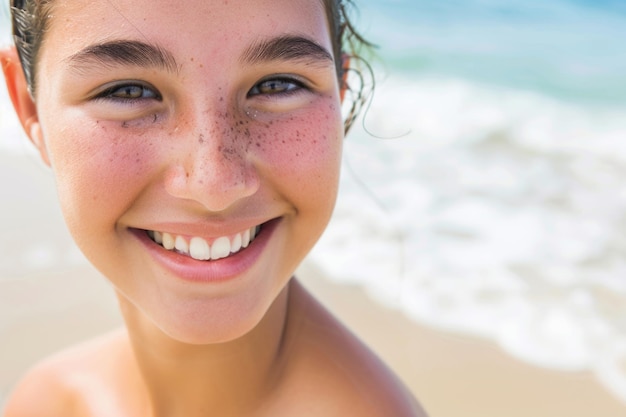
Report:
317,0,626,412
2,0,626,415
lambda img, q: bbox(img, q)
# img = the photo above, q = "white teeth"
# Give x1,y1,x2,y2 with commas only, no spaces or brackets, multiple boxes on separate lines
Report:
148,225,261,261
162,233,175,250
211,237,231,260
231,233,242,253
175,236,189,254
242,229,251,248
189,237,210,261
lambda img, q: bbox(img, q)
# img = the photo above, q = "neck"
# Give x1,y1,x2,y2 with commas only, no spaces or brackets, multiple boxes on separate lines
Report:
116,283,291,417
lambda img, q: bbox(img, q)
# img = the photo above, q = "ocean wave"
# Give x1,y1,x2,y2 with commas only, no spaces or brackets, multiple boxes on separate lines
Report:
312,73,626,401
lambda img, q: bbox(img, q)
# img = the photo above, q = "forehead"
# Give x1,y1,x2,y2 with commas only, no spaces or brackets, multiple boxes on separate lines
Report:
43,0,332,62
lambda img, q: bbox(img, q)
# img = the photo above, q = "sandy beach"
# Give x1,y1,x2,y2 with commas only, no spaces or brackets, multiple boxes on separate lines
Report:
1,259,625,416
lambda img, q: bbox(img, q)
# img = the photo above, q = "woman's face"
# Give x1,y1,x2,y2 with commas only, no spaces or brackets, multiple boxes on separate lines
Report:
29,0,343,343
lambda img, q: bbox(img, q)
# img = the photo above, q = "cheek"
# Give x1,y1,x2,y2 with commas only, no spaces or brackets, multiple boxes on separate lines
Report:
253,104,343,188
45,119,155,230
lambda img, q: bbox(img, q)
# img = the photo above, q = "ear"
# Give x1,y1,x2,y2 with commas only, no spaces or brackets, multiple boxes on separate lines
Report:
339,54,350,103
1,47,50,166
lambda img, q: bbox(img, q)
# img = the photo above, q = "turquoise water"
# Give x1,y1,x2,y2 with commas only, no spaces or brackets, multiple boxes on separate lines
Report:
358,0,626,105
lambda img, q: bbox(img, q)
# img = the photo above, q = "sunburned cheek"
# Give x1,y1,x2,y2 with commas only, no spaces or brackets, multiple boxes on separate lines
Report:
51,122,156,217
253,108,343,183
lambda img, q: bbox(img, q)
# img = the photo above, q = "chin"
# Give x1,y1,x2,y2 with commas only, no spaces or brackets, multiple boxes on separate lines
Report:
158,312,264,345
138,281,289,346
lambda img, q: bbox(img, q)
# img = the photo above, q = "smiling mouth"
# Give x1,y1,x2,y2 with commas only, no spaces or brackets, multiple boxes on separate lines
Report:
146,225,262,261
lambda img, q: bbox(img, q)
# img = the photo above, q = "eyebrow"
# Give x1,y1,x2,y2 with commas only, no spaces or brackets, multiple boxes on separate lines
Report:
241,35,334,66
65,35,333,75
66,40,179,74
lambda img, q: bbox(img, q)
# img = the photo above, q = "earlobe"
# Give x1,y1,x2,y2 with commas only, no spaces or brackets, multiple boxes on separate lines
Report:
0,47,50,166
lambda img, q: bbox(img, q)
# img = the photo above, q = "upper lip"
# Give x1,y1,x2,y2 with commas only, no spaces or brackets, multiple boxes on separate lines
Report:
131,217,277,240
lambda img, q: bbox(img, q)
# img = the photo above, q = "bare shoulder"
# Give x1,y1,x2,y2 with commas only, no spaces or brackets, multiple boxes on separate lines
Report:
2,356,76,417
281,280,429,417
2,329,132,417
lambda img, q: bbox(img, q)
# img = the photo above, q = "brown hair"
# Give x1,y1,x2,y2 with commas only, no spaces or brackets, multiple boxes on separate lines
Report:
10,0,373,132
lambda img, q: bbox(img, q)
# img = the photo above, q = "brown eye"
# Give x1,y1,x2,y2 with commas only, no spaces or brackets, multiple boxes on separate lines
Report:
248,77,305,97
112,85,149,99
96,82,161,101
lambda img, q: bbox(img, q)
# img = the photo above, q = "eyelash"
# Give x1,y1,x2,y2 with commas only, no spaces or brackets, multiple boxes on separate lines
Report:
92,75,308,104
94,82,162,103
247,76,309,98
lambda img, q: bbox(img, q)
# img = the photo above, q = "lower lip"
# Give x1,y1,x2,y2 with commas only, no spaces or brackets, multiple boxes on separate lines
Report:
132,219,279,283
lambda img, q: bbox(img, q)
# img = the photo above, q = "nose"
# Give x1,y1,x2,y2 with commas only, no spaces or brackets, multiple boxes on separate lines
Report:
164,122,260,212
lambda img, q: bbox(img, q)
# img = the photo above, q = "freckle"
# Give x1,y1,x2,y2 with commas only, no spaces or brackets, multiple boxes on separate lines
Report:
256,142,260,147
220,97,224,102
191,57,195,62
199,134,204,144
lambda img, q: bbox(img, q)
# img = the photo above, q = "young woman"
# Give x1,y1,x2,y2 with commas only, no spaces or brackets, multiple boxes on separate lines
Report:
1,0,426,415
